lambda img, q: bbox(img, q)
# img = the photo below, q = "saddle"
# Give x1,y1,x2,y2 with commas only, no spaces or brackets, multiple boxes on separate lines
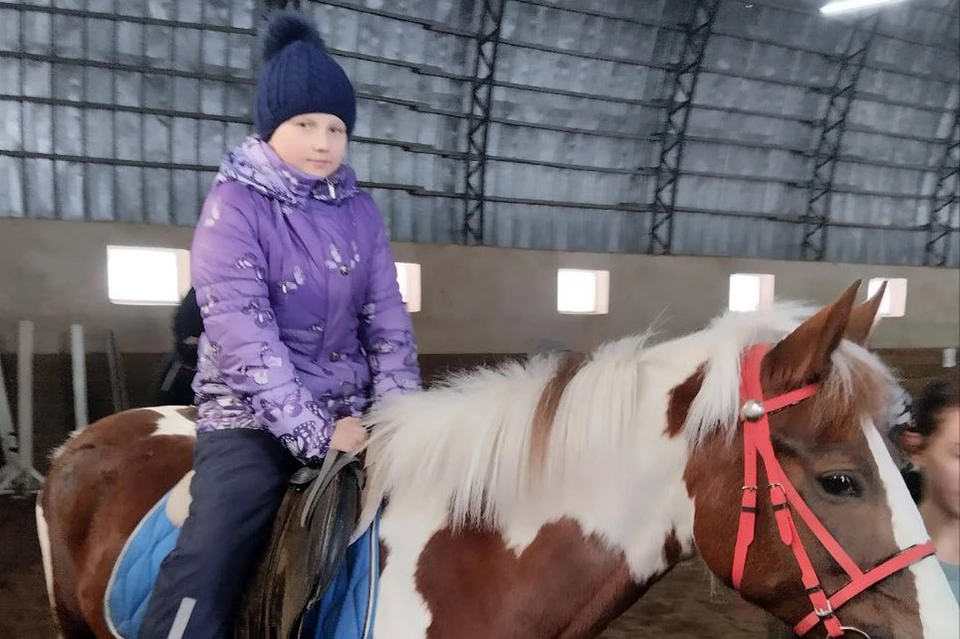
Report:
234,453,364,639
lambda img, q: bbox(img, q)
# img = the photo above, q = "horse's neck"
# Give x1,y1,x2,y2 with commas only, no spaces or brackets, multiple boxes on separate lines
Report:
371,331,716,637
375,505,691,639
374,439,698,638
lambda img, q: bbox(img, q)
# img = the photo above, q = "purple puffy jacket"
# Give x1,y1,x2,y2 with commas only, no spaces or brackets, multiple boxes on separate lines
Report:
190,136,421,463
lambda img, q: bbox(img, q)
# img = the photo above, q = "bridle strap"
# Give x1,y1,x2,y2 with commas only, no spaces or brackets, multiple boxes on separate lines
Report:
776,463,863,578
793,541,936,636
732,345,818,590
730,344,937,638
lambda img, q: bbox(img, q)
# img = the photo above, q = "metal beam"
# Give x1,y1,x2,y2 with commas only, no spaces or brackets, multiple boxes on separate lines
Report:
647,0,721,255
801,14,880,261
461,0,507,246
924,106,960,266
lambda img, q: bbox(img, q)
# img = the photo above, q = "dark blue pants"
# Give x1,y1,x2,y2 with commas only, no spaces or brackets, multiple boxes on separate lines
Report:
137,428,301,639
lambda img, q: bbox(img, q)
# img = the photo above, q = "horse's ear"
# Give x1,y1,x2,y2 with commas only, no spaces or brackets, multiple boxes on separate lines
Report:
763,281,861,390
845,281,886,346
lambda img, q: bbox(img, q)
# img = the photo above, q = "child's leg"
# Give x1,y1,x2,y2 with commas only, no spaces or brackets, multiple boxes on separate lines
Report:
137,428,300,639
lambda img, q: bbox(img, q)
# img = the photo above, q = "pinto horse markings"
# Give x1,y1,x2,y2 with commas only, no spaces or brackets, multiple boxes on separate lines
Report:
38,282,959,638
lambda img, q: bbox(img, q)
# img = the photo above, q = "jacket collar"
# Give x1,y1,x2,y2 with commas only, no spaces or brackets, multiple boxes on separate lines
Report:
216,136,359,207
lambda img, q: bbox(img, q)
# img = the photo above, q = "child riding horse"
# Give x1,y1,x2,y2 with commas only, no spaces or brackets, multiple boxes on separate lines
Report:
139,11,421,638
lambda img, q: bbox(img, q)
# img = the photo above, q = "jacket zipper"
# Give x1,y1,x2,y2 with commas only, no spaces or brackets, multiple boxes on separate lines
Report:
328,182,336,199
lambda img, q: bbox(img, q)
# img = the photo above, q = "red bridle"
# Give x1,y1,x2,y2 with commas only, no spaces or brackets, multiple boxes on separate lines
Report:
732,344,936,638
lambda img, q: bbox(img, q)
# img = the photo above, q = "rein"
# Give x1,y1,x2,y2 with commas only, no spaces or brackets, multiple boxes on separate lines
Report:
731,344,936,638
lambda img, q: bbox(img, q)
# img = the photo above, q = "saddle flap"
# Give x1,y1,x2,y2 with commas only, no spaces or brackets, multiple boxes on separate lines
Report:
304,464,363,609
235,457,363,639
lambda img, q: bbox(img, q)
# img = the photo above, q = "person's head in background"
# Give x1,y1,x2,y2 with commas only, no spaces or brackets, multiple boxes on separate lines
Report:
900,376,960,521
172,288,203,368
899,374,960,605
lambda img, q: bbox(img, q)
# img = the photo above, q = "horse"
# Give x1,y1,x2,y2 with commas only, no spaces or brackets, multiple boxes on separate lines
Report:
36,281,960,639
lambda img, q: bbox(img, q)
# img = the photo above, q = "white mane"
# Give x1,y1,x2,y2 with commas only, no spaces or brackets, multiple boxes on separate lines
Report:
360,301,894,531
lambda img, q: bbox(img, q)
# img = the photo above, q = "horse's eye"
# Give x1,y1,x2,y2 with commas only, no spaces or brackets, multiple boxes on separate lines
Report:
818,473,862,498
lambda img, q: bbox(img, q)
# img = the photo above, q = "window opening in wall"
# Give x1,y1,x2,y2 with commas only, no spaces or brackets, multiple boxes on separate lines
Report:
728,273,775,312
557,269,610,315
395,262,422,313
107,246,190,306
867,278,907,318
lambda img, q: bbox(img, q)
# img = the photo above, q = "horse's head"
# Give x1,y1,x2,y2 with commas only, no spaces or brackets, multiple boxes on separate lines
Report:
684,281,959,639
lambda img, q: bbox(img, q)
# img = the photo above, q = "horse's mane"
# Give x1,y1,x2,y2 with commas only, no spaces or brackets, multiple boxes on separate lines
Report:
359,301,895,531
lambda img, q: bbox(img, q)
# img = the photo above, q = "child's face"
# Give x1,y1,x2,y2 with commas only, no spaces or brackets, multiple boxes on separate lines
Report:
914,406,960,518
268,112,348,179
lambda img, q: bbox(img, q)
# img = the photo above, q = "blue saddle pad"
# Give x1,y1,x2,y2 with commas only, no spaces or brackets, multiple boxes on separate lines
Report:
105,489,182,638
102,487,381,639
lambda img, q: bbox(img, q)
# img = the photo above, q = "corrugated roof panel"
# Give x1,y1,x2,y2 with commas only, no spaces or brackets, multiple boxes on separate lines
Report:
0,0,956,266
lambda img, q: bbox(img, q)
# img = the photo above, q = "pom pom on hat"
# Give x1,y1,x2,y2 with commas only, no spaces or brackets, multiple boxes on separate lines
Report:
254,11,357,140
261,11,327,61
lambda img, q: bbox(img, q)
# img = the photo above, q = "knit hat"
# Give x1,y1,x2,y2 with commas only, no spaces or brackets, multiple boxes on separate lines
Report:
254,12,357,141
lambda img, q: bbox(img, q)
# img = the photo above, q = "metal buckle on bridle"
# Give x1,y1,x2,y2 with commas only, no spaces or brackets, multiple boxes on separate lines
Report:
814,602,834,619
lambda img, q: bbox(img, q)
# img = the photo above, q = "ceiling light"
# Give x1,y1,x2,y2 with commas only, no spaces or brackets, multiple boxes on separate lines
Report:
820,0,908,16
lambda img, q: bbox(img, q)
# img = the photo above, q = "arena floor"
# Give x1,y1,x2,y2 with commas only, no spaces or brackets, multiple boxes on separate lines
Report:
0,495,770,638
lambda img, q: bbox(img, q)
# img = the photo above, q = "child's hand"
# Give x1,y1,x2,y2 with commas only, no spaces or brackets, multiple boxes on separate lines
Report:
330,416,367,453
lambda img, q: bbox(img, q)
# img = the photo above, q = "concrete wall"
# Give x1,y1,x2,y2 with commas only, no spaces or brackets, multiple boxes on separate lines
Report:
1,218,958,355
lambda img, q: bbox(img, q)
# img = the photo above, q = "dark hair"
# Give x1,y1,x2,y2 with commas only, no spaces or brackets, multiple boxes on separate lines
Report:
172,288,204,367
912,375,960,439
899,375,959,503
